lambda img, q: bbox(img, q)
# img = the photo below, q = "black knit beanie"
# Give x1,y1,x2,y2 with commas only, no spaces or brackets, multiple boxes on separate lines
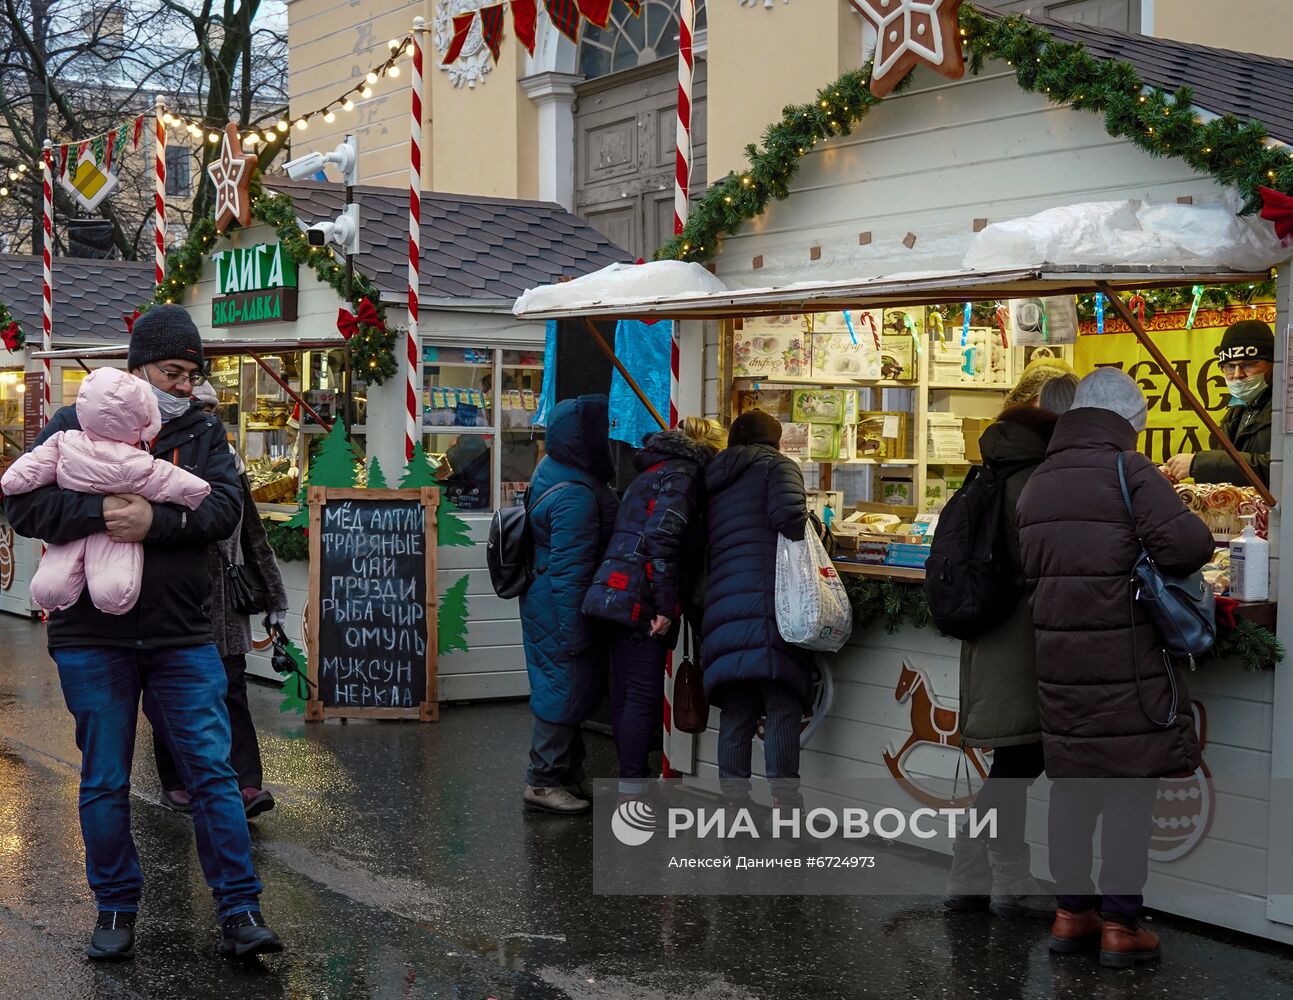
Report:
1217,320,1274,363
728,409,782,448
127,305,205,371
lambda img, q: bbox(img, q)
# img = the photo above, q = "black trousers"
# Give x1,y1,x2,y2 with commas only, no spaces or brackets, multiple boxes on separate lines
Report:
1049,777,1158,923
971,742,1046,850
154,653,264,791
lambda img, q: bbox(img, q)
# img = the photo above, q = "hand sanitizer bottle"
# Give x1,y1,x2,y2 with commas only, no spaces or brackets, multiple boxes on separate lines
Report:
1230,514,1269,602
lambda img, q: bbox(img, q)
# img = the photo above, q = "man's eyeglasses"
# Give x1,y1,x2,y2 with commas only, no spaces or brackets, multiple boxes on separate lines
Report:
151,364,207,387
1219,360,1268,377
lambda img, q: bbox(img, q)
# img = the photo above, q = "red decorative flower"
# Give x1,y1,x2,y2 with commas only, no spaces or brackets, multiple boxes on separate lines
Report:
1,321,23,352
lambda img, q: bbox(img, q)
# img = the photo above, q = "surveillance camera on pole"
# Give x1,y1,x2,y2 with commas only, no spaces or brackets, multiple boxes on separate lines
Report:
283,136,359,186
306,203,360,255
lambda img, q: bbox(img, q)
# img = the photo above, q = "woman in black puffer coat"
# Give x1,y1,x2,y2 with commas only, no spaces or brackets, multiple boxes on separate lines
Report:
583,417,725,797
702,410,812,809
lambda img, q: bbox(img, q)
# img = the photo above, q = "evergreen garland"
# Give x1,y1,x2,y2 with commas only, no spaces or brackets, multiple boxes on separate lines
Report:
841,574,1281,670
149,190,400,385
1074,280,1277,323
656,5,1293,264
0,300,27,351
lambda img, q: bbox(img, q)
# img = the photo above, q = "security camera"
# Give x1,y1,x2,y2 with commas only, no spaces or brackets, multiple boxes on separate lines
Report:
284,137,359,186
283,151,326,181
306,203,359,254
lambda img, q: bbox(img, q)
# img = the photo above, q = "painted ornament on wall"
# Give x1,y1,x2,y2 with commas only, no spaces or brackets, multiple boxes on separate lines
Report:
1149,701,1215,863
0,523,13,591
852,0,966,97
435,0,497,89
207,123,258,232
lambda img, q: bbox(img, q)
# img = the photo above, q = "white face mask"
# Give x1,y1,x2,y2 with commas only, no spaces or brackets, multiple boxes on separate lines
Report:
1226,373,1267,407
150,383,192,421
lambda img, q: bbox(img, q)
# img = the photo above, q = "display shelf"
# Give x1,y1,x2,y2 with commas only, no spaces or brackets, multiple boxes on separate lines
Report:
928,382,1010,391
832,561,927,581
827,458,919,466
733,375,916,389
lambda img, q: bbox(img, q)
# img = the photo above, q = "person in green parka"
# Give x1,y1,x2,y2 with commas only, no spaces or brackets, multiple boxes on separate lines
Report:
1163,320,1272,487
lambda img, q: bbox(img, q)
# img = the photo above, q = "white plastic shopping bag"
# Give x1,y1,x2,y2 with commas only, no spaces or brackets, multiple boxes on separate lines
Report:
775,529,853,652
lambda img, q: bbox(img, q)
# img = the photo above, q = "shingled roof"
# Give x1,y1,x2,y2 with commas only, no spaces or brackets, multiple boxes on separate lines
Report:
267,179,630,311
982,5,1293,142
0,256,154,347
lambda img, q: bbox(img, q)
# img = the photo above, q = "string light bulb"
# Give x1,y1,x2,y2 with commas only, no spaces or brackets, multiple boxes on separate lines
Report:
388,65,400,78
361,86,373,99
295,118,308,131
263,131,276,143
0,187,8,197
277,119,289,132
388,38,401,50
342,99,354,111
366,71,379,84
17,164,26,173
208,132,220,143
244,133,260,146
324,111,336,123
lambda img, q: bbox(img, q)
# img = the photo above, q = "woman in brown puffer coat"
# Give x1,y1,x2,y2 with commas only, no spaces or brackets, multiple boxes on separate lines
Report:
1016,367,1213,968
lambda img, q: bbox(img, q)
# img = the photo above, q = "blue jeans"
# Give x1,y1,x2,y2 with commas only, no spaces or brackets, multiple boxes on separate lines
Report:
53,644,263,919
526,717,587,788
716,681,802,803
609,630,667,794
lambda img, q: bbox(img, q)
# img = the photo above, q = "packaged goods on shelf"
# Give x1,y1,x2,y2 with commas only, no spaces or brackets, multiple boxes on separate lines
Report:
808,423,840,460
737,389,792,420
837,423,858,461
811,332,881,380
927,413,965,462
885,542,932,569
925,471,965,511
962,418,996,463
792,388,852,425
876,471,916,507
879,332,915,381
857,411,908,459
733,315,809,378
781,421,811,459
1175,483,1269,539
807,489,844,524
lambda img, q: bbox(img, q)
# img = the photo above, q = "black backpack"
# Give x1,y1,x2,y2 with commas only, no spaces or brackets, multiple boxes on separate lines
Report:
486,482,579,599
924,460,1034,640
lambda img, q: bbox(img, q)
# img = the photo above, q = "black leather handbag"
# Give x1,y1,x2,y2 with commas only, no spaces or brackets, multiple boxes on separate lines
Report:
672,626,710,735
1117,452,1217,665
224,557,268,617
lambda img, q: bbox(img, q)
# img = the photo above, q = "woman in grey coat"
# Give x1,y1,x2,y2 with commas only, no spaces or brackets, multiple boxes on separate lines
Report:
154,384,289,819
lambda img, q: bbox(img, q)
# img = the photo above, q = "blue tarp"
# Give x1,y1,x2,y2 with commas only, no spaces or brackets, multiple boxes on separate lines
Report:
608,319,672,447
534,320,559,428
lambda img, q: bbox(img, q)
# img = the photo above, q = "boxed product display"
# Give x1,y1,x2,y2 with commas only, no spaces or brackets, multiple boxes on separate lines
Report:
925,471,966,510
927,413,965,462
885,542,932,569
837,424,858,461
876,471,915,507
808,424,840,460
879,332,915,381
780,421,811,459
857,411,908,460
807,489,845,524
962,418,996,463
882,305,926,340
791,388,852,425
737,389,793,420
810,331,881,380
733,315,809,378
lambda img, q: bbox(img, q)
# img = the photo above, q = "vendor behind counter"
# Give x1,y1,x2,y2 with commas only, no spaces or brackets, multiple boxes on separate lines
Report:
1164,319,1273,487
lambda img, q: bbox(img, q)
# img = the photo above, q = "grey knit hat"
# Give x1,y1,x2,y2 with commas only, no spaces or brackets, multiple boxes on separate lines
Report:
1072,367,1148,433
1038,372,1079,415
127,305,205,371
190,381,219,409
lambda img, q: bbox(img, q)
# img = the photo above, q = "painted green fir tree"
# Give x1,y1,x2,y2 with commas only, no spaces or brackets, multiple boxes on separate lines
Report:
276,635,312,714
399,447,473,655
285,421,360,527
367,457,389,488
438,575,471,655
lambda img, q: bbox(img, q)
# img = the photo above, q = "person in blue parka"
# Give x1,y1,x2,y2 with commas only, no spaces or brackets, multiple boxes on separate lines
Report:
702,409,813,810
582,417,726,799
520,394,619,815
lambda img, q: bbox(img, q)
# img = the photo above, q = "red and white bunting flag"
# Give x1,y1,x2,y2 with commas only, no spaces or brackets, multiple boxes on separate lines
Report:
576,0,613,28
511,0,538,54
442,12,475,65
132,114,145,149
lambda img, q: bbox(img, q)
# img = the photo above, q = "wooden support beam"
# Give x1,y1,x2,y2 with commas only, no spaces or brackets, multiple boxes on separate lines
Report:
580,318,668,432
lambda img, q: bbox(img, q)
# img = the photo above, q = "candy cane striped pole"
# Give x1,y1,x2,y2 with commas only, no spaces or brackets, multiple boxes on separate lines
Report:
154,96,166,290
41,141,53,423
673,0,694,239
406,19,426,462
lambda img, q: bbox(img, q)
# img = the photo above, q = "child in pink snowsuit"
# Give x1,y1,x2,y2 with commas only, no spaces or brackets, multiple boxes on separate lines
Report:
1,367,211,614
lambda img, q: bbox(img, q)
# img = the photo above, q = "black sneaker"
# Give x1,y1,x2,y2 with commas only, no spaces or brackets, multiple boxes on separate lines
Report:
87,910,136,961
219,910,283,959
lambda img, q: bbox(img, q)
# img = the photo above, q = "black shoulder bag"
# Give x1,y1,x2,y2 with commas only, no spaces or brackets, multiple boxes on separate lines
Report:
224,475,270,616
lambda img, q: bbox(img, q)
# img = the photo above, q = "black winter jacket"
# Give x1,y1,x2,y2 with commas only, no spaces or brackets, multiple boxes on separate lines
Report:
7,401,241,650
1192,385,1271,486
701,443,813,708
1017,407,1213,778
582,430,711,643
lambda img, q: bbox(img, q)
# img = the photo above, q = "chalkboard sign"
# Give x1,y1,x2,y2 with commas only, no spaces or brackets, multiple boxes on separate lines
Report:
306,487,440,722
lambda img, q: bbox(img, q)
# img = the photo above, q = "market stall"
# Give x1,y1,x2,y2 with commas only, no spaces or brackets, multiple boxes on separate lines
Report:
514,7,1293,942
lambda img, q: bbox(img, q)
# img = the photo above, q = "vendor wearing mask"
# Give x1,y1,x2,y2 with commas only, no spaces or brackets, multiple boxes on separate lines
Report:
1163,319,1272,487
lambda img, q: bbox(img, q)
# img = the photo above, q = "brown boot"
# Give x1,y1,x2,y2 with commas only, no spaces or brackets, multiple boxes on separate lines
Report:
1048,908,1103,954
1099,920,1161,968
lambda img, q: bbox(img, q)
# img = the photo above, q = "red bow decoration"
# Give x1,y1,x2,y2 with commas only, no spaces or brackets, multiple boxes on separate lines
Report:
1215,595,1239,633
337,298,383,340
1259,186,1293,242
1,321,22,352
124,309,142,334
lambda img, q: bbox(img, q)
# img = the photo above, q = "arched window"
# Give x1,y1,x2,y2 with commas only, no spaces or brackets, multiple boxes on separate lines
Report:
577,0,707,79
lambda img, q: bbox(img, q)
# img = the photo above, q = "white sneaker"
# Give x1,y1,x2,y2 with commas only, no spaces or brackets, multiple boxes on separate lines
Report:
524,784,591,815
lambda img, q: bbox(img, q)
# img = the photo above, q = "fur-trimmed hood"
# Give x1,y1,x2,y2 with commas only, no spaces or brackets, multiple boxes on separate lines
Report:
635,429,715,471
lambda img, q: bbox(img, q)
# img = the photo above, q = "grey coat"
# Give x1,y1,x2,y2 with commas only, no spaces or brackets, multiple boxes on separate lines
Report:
209,475,289,658
958,407,1057,749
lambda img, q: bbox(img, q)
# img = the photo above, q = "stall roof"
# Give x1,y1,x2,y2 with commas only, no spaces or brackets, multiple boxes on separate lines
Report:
31,337,346,360
512,264,1271,321
266,179,630,313
0,255,155,346
985,5,1293,143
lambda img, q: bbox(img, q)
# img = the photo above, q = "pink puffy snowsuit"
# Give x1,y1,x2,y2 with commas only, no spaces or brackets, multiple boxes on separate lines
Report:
1,368,211,614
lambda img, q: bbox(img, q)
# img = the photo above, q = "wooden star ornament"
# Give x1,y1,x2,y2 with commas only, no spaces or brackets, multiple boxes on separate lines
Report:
854,0,966,98
207,123,258,232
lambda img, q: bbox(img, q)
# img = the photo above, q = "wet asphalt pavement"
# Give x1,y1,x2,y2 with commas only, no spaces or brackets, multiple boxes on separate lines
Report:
1,616,1292,999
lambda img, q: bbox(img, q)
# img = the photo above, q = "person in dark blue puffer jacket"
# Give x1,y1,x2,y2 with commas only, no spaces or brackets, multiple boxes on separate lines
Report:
519,395,619,815
703,409,813,810
582,417,725,798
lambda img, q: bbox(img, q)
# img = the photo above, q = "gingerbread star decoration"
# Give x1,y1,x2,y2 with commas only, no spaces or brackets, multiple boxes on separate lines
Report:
207,123,258,232
854,0,966,98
